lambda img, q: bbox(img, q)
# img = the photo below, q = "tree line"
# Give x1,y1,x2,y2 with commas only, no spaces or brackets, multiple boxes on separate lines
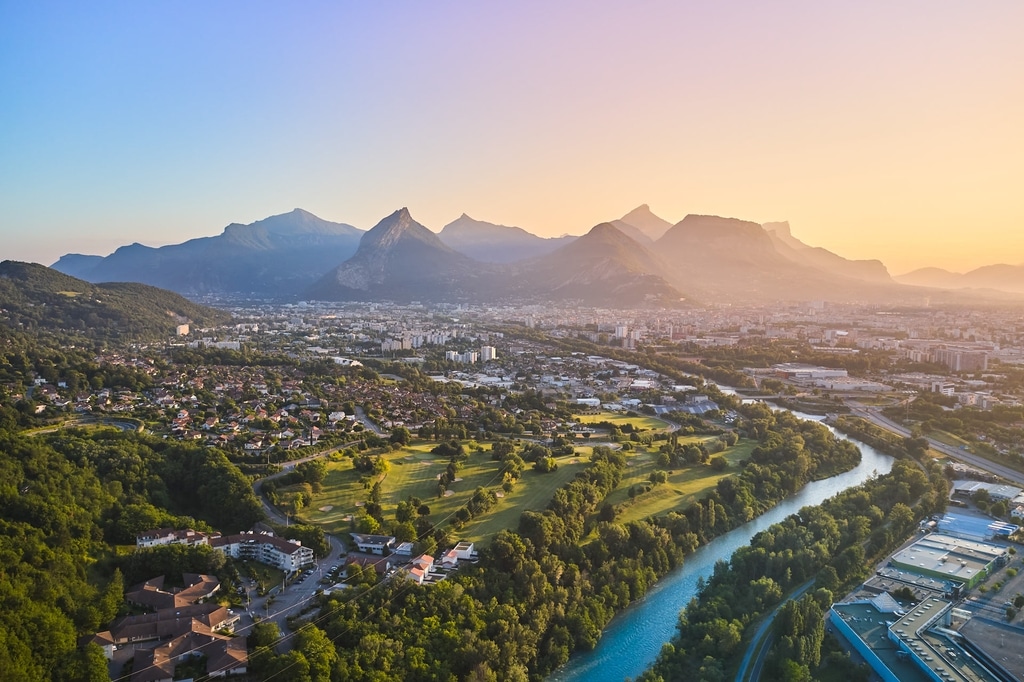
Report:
638,417,949,681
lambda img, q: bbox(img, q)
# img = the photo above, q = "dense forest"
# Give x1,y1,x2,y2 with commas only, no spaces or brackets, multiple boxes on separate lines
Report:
0,429,264,680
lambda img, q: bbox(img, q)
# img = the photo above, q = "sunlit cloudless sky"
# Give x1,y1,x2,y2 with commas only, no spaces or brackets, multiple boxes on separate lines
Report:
2,1,1022,274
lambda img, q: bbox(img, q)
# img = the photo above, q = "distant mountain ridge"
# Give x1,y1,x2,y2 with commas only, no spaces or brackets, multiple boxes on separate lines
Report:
509,222,683,305
308,210,682,305
764,221,892,283
51,209,363,297
613,204,674,241
438,214,575,262
896,263,1024,294
49,202,1017,304
0,261,230,340
307,208,487,301
648,214,911,302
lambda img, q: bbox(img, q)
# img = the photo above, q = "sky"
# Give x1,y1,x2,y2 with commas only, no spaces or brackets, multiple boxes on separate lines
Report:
2,1,1022,275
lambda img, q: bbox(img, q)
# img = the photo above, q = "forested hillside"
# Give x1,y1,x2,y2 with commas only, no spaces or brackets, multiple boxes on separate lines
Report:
0,261,231,341
0,429,263,680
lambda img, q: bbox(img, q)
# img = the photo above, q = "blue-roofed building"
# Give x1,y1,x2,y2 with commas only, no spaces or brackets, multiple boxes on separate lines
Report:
937,511,1019,543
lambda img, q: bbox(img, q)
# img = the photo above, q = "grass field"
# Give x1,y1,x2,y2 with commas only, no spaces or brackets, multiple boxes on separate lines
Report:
458,457,589,544
574,411,672,432
608,439,756,525
292,440,590,544
283,433,755,548
927,429,972,449
852,396,900,407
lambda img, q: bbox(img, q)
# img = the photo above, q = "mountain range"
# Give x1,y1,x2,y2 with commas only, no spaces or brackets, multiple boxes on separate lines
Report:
53,209,362,296
895,264,1024,294
436,214,575,263
307,209,683,306
49,203,1021,305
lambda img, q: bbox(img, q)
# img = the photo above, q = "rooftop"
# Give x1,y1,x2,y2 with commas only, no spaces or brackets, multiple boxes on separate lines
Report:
890,534,1005,583
938,511,1019,539
832,601,930,682
959,616,1024,681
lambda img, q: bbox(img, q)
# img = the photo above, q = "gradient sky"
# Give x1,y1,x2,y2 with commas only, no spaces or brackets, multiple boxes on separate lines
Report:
2,1,1022,275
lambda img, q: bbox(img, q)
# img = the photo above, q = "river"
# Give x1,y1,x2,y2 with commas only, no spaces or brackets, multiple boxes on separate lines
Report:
549,407,895,682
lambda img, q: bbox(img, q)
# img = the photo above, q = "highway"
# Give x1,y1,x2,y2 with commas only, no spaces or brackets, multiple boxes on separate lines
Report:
846,403,1024,487
735,400,1024,681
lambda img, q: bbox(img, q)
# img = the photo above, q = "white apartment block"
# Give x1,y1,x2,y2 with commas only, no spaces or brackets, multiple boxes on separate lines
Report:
210,532,314,572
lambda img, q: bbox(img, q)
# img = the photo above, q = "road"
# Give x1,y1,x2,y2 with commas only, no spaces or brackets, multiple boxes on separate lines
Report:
735,579,815,682
237,531,348,644
248,437,369,640
27,416,144,436
846,403,1024,487
353,405,385,435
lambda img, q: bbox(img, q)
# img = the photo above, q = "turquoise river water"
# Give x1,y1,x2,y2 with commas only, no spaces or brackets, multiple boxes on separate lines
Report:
548,410,895,682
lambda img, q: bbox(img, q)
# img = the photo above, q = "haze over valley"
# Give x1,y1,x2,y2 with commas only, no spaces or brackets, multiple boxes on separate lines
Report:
4,3,1024,682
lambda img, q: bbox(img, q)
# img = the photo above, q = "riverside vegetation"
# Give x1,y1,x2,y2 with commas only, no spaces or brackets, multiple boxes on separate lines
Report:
636,413,950,681
249,403,865,681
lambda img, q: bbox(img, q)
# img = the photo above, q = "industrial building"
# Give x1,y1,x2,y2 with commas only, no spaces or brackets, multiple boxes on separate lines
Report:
889,534,1008,590
831,594,1010,682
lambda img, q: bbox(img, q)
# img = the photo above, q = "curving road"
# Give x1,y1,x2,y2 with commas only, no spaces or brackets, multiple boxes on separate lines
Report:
735,580,814,682
847,404,1024,487
737,399,1024,682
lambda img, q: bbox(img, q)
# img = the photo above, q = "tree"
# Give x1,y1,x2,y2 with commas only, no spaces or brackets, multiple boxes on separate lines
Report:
395,501,414,523
55,643,110,682
357,515,381,534
297,458,327,485
534,456,558,473
777,660,813,682
284,525,330,557
259,650,311,682
392,521,417,543
389,426,412,446
295,625,338,682
249,621,281,649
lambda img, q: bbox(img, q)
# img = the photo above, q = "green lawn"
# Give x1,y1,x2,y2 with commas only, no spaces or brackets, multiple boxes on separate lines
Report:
293,440,588,544
283,434,754,548
852,395,900,407
927,429,972,448
459,455,589,545
237,561,285,593
609,439,755,525
574,411,672,432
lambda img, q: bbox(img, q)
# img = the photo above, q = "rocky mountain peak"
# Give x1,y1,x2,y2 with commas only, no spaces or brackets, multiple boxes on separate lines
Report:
617,204,673,240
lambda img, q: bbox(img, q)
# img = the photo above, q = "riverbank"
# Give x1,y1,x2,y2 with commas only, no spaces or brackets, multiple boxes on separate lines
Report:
549,417,895,681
